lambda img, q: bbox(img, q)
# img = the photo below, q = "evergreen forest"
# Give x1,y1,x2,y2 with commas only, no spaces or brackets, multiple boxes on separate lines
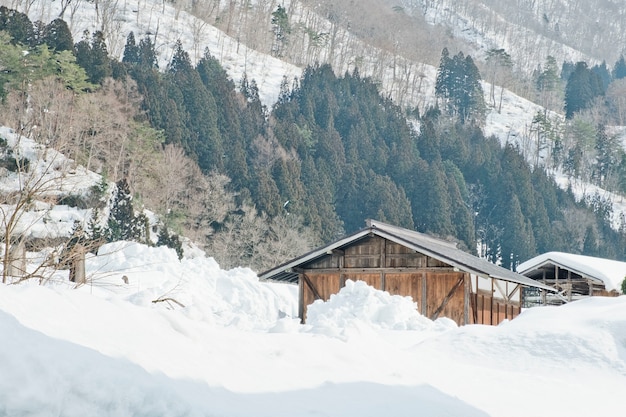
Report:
2,5,626,272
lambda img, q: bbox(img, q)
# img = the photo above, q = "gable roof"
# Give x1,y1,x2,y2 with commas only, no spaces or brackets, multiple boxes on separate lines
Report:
259,219,554,291
517,252,626,292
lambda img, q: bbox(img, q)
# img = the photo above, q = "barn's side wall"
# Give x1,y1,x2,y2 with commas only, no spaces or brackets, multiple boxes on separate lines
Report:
298,236,520,326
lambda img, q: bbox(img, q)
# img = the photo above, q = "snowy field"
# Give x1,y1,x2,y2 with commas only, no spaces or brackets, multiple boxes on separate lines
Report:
0,242,625,417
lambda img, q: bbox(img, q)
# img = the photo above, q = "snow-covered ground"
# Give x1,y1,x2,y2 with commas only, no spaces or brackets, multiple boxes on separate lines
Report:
0,241,625,416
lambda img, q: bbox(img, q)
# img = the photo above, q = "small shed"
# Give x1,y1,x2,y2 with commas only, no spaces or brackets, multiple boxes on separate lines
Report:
259,220,554,326
517,252,624,304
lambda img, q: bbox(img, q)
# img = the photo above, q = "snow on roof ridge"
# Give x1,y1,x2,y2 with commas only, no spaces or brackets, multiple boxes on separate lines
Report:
518,251,626,292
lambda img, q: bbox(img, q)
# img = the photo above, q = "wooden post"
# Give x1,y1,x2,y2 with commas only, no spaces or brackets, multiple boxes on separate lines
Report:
490,279,494,325
555,265,559,292
298,274,305,323
69,244,86,284
8,241,26,279
338,251,345,288
421,272,427,316
541,269,546,304
380,239,386,290
567,270,572,302
463,273,470,325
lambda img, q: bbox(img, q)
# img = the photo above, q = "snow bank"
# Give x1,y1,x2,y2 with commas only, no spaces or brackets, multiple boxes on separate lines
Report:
1,243,626,416
0,309,491,417
0,310,210,417
81,241,299,331
305,280,456,339
422,295,626,377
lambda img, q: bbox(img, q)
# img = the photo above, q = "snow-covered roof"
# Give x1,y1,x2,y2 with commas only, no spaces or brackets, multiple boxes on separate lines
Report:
517,252,626,292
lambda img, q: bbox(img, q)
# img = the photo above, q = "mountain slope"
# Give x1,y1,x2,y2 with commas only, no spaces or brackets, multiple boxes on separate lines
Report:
402,0,621,72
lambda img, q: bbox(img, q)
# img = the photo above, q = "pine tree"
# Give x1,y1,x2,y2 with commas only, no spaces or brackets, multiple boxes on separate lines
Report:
416,117,441,163
277,75,291,104
583,224,599,256
106,179,137,242
86,207,105,249
529,187,552,254
460,55,486,124
411,160,453,237
499,194,535,270
157,224,183,260
535,56,562,111
444,161,475,251
74,30,112,84
167,41,224,171
74,30,91,71
138,36,158,69
41,18,73,51
335,163,363,232
612,55,626,80
0,6,35,46
591,61,611,91
168,40,192,73
89,31,112,84
434,49,485,124
594,123,619,187
435,48,452,103
68,55,98,91
271,5,290,57
561,61,575,81
564,61,604,118
196,47,251,189
122,31,139,65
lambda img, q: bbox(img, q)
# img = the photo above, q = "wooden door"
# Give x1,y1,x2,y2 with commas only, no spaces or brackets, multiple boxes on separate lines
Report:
424,272,466,325
300,273,341,321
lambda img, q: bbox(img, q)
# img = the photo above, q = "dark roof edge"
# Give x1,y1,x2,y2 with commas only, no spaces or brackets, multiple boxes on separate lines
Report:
259,220,555,292
257,228,372,280
370,227,555,292
517,258,604,284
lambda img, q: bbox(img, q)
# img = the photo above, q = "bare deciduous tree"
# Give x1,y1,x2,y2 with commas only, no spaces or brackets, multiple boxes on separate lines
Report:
2,77,76,156
0,132,89,284
606,79,626,126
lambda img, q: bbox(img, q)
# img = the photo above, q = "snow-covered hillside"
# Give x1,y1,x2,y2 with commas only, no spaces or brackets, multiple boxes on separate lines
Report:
1,241,625,416
4,0,626,230
404,0,622,72
4,0,302,106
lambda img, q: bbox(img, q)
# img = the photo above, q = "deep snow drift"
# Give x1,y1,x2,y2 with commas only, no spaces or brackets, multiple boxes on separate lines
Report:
0,242,625,417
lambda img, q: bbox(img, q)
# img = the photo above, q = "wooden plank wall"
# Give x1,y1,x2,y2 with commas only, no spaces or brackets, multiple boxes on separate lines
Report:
302,270,468,325
299,236,522,326
423,272,466,324
471,292,521,325
385,273,423,313
300,273,341,321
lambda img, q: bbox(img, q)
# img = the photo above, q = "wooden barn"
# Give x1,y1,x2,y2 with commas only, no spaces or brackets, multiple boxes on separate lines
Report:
259,220,554,326
517,252,624,305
